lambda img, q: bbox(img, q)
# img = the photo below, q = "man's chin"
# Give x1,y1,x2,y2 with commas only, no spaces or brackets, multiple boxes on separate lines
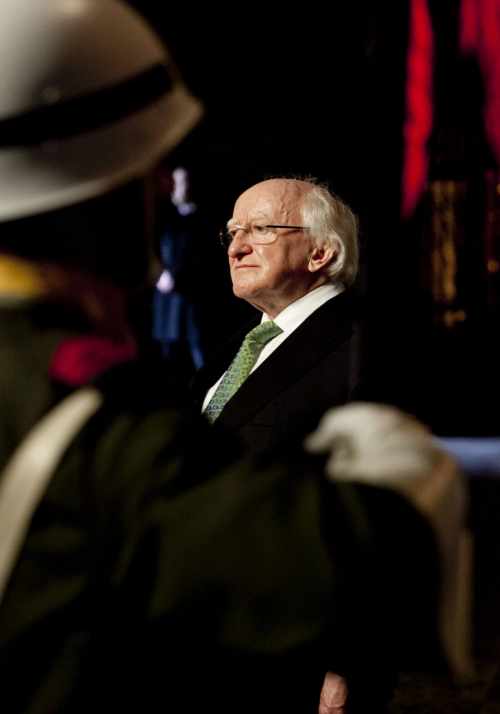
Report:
232,287,254,301
231,281,257,302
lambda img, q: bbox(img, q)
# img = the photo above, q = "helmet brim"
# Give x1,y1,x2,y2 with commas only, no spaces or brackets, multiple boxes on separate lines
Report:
0,84,203,223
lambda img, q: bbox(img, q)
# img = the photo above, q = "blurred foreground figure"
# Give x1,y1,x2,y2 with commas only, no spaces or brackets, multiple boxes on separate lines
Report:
0,2,467,713
0,1,341,712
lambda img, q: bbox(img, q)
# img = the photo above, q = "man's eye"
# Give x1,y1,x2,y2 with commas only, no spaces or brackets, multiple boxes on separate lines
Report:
253,224,269,234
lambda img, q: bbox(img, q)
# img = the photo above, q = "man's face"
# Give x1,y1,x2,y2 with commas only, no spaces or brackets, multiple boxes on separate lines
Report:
227,179,319,317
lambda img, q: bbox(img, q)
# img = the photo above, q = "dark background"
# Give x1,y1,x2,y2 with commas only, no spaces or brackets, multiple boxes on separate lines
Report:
131,1,500,437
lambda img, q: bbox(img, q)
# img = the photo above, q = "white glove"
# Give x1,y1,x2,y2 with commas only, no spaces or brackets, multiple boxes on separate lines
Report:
156,269,174,293
305,402,473,681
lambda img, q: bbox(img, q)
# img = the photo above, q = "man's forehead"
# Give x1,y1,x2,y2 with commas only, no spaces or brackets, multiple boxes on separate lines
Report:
232,179,311,220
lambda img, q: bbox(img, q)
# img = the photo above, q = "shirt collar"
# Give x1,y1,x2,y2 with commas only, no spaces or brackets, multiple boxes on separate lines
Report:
261,281,344,334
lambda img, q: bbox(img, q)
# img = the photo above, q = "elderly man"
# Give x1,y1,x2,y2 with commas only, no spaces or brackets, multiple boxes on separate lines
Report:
192,177,360,457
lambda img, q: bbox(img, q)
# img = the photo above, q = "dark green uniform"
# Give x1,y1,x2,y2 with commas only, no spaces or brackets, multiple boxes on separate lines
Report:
0,301,333,712
0,301,443,713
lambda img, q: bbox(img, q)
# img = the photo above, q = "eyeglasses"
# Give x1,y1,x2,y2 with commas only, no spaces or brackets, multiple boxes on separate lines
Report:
219,222,310,249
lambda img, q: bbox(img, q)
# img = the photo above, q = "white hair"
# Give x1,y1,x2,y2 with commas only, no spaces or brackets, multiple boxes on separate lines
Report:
300,183,359,287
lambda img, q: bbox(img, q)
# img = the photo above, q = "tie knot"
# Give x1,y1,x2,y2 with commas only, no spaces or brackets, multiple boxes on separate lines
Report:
246,320,282,348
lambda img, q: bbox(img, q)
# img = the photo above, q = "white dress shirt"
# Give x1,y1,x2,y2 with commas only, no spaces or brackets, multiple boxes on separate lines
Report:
202,282,344,412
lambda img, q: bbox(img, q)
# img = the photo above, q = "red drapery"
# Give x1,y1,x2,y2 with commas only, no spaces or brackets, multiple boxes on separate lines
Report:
460,0,500,165
401,0,434,219
401,0,500,218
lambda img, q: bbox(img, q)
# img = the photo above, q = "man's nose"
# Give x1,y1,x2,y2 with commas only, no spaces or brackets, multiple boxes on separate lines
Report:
228,231,253,258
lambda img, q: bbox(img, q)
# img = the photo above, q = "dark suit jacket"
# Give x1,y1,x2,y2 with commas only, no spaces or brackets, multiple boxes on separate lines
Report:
191,291,362,458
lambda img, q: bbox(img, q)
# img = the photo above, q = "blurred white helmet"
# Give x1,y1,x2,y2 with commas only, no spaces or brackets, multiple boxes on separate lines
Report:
0,0,202,222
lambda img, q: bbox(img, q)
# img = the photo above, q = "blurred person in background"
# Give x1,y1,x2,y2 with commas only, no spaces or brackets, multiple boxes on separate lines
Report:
152,164,208,377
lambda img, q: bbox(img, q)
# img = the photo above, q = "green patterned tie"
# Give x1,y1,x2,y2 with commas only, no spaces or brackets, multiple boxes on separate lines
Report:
205,321,283,423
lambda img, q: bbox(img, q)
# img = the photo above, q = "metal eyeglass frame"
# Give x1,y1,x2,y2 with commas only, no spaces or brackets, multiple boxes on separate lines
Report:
219,223,310,249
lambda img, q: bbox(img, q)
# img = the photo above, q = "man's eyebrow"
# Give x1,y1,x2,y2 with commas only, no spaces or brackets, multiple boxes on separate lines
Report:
227,213,275,229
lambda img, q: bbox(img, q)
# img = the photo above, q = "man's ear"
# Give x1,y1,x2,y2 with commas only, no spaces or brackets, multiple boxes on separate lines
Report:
308,243,336,273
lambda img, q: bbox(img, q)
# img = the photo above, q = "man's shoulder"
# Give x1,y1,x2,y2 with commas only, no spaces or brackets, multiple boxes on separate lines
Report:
303,289,360,324
279,290,360,353
92,355,185,412
86,356,213,467
50,357,240,522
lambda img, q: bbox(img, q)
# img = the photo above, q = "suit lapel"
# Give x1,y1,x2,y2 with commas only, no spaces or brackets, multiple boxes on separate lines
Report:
216,293,356,432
